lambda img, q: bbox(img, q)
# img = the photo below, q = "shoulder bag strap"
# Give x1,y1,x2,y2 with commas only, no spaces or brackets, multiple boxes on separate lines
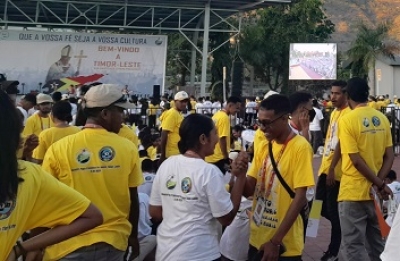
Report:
268,141,296,199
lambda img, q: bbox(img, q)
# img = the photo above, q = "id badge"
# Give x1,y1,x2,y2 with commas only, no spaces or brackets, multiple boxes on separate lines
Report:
252,197,265,226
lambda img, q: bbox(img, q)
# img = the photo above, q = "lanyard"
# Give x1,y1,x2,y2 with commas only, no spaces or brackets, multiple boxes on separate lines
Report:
260,132,296,198
38,114,50,131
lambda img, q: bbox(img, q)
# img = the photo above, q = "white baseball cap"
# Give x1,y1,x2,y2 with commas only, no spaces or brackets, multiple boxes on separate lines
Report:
264,90,279,100
36,93,53,104
174,91,189,101
83,84,135,109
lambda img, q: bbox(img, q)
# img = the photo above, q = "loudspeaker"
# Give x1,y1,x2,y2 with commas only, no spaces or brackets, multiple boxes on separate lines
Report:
153,85,161,100
231,60,243,97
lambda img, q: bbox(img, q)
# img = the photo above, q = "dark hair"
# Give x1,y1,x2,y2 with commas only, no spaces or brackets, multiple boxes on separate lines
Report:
312,99,320,109
232,125,244,133
141,158,154,172
52,101,73,122
178,114,215,154
74,103,87,126
139,149,149,158
331,80,347,91
0,91,22,204
387,170,397,181
288,91,312,113
347,77,369,103
259,94,291,115
52,92,62,102
227,96,242,104
140,134,153,149
23,93,37,105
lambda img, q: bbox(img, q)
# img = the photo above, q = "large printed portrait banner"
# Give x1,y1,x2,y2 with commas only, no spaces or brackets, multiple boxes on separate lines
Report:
0,30,167,95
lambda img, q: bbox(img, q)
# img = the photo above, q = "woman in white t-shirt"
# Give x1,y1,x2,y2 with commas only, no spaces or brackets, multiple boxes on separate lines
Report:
149,114,248,261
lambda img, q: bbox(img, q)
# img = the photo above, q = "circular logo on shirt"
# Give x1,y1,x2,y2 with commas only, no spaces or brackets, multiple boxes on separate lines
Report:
372,116,381,127
0,200,16,220
76,149,91,164
363,118,370,127
166,175,177,190
99,146,115,162
145,175,154,182
181,177,192,194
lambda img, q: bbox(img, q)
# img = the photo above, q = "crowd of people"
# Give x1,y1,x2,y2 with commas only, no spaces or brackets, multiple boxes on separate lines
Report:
1,77,400,261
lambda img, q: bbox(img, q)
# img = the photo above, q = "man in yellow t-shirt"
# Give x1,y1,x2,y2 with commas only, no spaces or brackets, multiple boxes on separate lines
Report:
241,94,314,260
159,91,188,164
23,93,55,137
338,77,394,261
118,124,139,147
205,96,241,173
315,80,351,261
42,84,143,261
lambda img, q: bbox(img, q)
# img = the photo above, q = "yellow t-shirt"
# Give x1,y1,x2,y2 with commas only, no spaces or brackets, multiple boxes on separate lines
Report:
190,100,197,114
32,126,81,161
160,108,183,158
253,128,266,155
23,113,54,137
368,101,377,110
384,99,391,106
0,161,90,261
17,134,26,159
118,124,139,147
206,111,230,163
147,146,157,160
338,106,392,201
247,135,315,256
148,104,160,116
42,128,143,260
318,107,351,180
376,101,386,111
170,100,175,109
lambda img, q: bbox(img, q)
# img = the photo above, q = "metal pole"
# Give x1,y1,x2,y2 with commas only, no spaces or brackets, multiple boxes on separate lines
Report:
190,20,202,87
223,66,227,102
200,3,210,97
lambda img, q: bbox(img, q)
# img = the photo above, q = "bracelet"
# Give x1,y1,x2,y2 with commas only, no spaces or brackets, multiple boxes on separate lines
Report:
269,239,281,247
16,241,27,256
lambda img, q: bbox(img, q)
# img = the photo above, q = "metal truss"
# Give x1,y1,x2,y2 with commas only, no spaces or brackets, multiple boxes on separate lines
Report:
1,0,240,33
0,0,289,96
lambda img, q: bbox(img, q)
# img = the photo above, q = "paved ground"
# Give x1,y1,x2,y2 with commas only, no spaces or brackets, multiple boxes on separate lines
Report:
302,155,400,261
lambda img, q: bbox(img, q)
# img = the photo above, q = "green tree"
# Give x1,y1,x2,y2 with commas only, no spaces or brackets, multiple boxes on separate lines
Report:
239,0,334,94
208,26,233,101
166,33,201,88
347,22,400,92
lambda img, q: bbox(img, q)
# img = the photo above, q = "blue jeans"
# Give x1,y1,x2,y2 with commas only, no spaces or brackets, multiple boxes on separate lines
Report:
59,243,125,261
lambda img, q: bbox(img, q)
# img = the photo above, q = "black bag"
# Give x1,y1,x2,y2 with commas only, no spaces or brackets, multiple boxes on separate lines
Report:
268,141,310,242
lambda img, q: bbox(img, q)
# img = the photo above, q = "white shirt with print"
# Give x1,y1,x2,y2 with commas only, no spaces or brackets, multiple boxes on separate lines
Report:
150,155,233,261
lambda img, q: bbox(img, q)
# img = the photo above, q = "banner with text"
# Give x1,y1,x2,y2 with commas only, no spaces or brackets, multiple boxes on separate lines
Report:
0,30,167,95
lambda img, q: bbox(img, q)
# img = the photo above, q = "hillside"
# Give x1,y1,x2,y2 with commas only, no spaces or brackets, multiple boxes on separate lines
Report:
323,0,400,50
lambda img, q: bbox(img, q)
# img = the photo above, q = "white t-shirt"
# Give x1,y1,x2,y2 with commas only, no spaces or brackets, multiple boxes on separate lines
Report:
309,107,324,131
245,101,257,114
381,206,400,261
212,101,221,114
220,197,252,261
388,181,400,205
138,172,155,196
195,102,204,114
203,100,213,114
70,102,77,117
138,193,153,240
17,106,28,126
150,155,233,261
